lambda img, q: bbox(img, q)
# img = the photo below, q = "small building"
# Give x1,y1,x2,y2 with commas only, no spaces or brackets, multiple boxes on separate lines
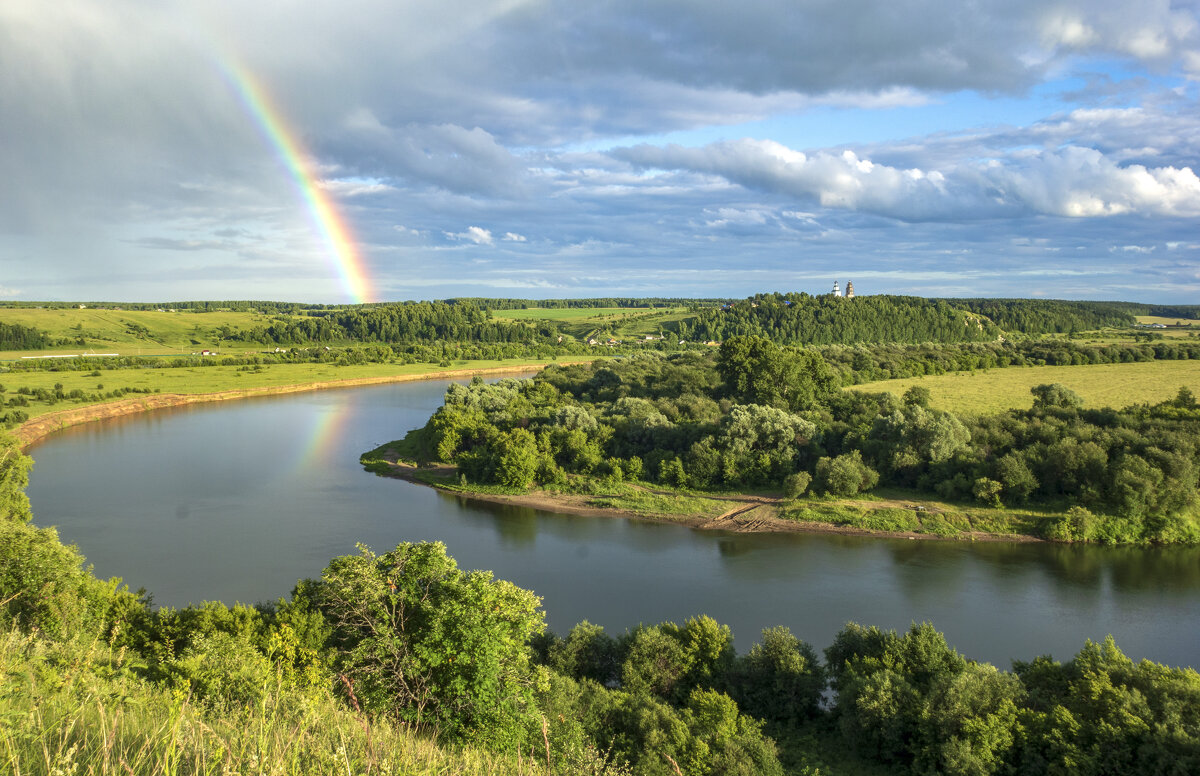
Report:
832,281,842,297
846,281,855,298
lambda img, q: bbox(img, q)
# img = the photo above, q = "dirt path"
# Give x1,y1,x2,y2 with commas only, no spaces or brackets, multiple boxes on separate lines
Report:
13,364,566,449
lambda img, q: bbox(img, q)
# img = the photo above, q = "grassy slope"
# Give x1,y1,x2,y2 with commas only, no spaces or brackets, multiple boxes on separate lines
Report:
852,360,1200,415
0,627,546,776
0,307,283,355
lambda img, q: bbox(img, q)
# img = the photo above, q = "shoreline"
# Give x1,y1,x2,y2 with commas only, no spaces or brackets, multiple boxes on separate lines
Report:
370,459,1039,543
13,363,556,449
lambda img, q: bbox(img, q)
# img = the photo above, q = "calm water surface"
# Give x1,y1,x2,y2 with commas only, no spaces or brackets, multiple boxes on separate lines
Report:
27,379,1200,670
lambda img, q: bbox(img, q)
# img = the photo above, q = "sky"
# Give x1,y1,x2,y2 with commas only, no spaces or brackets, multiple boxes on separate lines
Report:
2,1,1199,304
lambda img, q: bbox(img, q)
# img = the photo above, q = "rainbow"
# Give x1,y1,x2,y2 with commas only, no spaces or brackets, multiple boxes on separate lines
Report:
294,399,351,471
217,58,373,304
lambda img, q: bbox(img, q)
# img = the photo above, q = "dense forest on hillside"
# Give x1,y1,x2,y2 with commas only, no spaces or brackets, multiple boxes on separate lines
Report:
942,299,1138,333
2,425,1198,775
680,294,1000,345
399,342,1200,545
449,297,725,310
678,294,1155,346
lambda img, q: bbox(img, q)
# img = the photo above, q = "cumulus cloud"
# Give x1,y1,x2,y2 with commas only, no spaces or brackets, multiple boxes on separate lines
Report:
615,139,1200,221
445,226,495,245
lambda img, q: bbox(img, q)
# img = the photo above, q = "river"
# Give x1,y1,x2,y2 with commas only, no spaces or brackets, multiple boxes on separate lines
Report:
27,378,1200,670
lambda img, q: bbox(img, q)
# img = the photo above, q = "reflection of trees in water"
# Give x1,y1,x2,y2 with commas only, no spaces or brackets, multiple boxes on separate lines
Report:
1106,546,1200,593
451,495,540,547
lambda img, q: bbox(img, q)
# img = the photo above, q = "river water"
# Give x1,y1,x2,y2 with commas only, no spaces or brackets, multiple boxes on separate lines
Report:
26,379,1200,670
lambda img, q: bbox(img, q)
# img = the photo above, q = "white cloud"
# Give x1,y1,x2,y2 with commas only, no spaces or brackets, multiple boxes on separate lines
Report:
615,139,1200,221
444,226,495,245
502,232,527,241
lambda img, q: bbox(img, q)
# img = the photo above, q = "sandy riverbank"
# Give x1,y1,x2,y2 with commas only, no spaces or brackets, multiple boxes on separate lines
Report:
13,364,554,449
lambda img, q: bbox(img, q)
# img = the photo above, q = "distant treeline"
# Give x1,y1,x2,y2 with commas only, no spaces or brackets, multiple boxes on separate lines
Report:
222,301,552,345
681,293,1001,345
451,297,728,310
680,294,1159,346
819,339,1200,385
942,298,1138,333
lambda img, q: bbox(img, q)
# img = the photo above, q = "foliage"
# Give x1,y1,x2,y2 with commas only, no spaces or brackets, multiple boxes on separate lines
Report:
814,451,879,497
0,520,136,641
310,541,545,748
729,626,826,724
0,430,32,522
717,335,836,411
684,293,1002,345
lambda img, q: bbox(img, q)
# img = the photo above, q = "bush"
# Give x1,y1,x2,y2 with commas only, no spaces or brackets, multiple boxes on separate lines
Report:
0,520,132,640
1042,506,1096,543
313,542,545,748
814,451,879,496
783,471,811,499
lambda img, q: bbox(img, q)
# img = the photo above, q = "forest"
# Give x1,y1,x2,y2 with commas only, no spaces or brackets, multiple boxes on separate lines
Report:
0,321,48,350
399,340,1200,545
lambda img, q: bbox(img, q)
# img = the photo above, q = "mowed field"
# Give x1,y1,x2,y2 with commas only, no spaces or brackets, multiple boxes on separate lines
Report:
853,360,1200,415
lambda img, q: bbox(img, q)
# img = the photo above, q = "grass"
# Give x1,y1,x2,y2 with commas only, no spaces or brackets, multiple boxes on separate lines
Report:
0,358,554,422
852,359,1200,415
0,627,545,776
780,492,1047,539
0,307,287,355
568,481,731,519
1136,315,1198,328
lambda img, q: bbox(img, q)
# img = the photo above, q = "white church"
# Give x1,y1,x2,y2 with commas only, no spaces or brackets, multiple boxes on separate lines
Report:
830,280,855,298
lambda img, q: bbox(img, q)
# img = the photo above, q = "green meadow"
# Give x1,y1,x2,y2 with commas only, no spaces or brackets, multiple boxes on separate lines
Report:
853,359,1200,415
0,358,557,422
0,307,285,355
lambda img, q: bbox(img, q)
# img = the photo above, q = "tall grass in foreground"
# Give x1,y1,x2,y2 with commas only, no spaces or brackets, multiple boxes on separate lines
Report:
0,627,555,776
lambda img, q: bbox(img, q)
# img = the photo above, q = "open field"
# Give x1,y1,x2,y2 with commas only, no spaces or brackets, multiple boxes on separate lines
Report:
0,306,285,354
1136,315,1198,327
853,359,1200,415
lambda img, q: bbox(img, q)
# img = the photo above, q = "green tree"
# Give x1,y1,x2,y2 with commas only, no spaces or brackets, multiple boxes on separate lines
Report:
995,452,1038,504
313,542,544,747
730,626,825,723
717,336,834,411
1031,383,1084,410
814,451,879,496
